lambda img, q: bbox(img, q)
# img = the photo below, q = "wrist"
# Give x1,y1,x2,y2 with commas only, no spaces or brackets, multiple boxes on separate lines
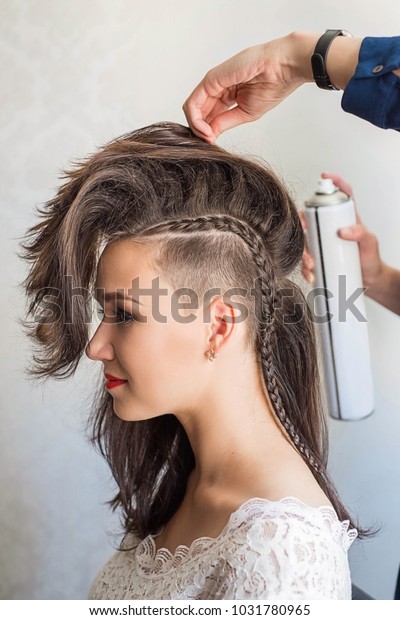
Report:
286,31,320,83
286,31,363,90
364,261,400,316
325,35,363,89
365,261,391,297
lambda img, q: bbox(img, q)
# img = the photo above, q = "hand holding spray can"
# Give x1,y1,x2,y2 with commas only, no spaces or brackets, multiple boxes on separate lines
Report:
303,177,374,421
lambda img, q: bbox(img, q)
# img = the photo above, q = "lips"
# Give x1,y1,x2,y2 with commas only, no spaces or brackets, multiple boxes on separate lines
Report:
105,373,127,390
105,373,126,381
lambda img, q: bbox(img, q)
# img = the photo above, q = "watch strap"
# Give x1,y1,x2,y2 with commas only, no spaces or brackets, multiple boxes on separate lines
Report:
311,29,352,90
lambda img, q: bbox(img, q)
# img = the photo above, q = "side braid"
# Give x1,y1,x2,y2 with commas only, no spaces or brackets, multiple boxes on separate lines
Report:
257,276,322,475
136,213,323,476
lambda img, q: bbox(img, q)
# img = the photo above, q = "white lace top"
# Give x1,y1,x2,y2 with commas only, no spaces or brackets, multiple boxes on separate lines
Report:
88,496,358,600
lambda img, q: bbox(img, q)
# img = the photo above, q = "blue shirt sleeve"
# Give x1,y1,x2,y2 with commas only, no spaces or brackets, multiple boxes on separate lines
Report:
341,36,400,131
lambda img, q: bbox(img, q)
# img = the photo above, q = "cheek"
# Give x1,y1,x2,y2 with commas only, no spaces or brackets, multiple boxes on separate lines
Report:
116,322,174,383
113,318,207,418
115,315,204,399
148,319,201,389
166,316,205,383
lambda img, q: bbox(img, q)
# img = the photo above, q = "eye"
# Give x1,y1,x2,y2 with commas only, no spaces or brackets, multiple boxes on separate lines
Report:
96,303,105,320
95,303,135,325
115,307,135,325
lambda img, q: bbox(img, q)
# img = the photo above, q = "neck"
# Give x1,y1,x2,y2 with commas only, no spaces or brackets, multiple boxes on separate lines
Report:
175,361,294,500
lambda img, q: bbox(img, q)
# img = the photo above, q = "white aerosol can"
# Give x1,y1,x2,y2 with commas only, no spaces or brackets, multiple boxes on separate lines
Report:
304,177,374,421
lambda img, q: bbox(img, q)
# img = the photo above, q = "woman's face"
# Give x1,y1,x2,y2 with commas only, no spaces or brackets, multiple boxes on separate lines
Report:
86,238,211,421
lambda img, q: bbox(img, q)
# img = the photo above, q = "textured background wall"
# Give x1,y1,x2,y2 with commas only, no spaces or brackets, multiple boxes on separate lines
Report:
1,0,399,600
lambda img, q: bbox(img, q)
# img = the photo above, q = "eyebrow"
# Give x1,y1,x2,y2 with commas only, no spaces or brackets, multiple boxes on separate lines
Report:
96,291,143,305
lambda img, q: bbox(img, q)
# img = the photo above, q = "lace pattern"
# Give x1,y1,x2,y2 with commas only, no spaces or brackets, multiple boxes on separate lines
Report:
89,496,358,600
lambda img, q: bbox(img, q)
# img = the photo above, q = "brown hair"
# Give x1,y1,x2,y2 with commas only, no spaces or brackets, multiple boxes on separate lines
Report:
18,121,379,543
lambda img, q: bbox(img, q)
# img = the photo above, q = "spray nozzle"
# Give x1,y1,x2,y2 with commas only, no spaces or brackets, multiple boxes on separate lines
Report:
316,178,337,195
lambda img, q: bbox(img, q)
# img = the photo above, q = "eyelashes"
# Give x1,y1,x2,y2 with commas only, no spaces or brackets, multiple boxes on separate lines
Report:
96,304,136,325
115,307,135,325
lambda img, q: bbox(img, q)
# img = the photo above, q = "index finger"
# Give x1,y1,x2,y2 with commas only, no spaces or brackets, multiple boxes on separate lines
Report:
354,207,363,226
298,210,308,230
183,81,221,140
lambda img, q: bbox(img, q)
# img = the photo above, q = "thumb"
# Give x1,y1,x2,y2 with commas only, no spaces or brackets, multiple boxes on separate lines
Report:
339,225,359,239
339,224,377,252
338,224,369,240
209,106,254,139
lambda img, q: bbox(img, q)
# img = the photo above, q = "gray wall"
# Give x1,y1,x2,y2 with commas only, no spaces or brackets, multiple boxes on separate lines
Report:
1,0,399,600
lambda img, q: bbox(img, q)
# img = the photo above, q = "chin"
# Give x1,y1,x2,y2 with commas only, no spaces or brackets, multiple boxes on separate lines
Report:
111,402,161,423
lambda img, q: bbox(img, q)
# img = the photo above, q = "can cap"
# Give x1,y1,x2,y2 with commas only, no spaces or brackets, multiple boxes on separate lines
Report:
305,177,350,207
316,178,337,194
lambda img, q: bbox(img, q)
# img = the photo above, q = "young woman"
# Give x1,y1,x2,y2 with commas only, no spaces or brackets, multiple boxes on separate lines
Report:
20,122,377,600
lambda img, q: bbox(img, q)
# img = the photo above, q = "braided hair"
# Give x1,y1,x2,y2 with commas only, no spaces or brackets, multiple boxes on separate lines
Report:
132,213,324,479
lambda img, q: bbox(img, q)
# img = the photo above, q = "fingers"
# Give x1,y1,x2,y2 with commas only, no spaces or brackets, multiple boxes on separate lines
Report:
298,210,308,230
302,250,315,283
183,62,239,142
208,105,255,139
184,87,252,142
298,210,315,283
183,89,255,142
204,100,233,125
338,224,368,240
321,172,364,227
183,45,266,142
204,87,238,124
183,79,223,142
338,224,377,257
182,94,215,143
354,207,363,226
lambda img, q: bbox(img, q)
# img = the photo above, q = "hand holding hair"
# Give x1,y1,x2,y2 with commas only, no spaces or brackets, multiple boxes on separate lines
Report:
183,31,363,143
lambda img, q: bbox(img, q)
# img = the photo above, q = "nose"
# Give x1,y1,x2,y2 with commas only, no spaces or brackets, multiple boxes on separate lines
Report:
85,323,115,362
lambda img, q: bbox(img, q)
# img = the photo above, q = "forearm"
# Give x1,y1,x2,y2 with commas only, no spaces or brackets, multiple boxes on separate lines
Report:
326,35,364,89
365,262,400,315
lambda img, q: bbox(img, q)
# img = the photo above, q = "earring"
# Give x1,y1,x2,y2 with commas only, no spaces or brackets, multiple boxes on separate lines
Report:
205,348,218,361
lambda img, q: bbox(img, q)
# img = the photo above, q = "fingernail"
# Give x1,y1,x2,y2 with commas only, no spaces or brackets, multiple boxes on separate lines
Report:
340,227,352,235
307,273,315,284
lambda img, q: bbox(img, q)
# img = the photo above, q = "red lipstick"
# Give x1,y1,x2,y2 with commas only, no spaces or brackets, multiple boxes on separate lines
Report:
105,373,127,390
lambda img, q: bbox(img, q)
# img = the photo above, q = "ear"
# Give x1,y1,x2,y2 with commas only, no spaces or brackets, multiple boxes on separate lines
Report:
206,295,241,354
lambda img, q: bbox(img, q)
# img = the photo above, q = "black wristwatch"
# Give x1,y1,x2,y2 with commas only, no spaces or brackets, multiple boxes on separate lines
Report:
311,29,353,90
